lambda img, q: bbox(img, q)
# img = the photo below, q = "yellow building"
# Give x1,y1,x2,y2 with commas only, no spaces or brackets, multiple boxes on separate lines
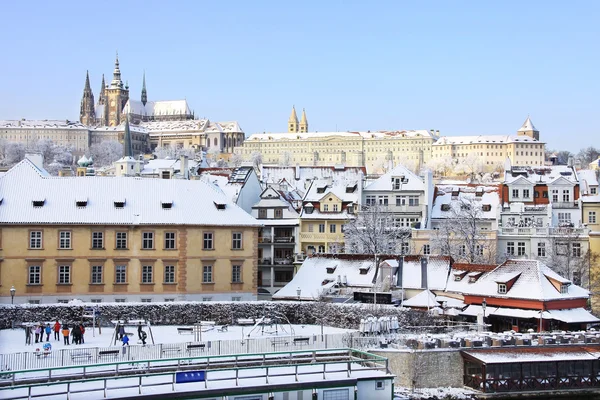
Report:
431,117,545,171
0,159,260,304
298,179,359,255
581,196,600,310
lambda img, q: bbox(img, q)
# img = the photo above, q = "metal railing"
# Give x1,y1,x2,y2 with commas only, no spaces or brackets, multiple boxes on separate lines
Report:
0,348,388,400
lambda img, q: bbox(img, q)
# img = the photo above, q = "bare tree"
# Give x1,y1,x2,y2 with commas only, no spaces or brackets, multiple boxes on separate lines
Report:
279,151,292,167
542,228,587,282
432,197,497,263
577,146,600,166
89,140,123,167
153,144,195,160
3,143,26,165
251,151,263,169
231,152,243,167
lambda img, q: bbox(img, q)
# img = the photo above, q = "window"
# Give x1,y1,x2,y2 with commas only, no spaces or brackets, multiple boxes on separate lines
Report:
366,195,376,206
560,284,569,294
115,298,126,303
231,296,242,301
232,265,242,283
258,209,267,219
30,231,42,249
523,189,530,199
422,244,430,255
142,232,154,249
164,265,175,283
506,242,515,255
274,209,283,219
330,224,336,233
308,224,314,233
552,189,559,202
28,300,41,304
318,245,325,253
562,189,570,202
141,298,151,303
537,242,546,257
90,299,102,303
142,265,153,283
375,380,385,390
543,191,549,198
572,243,582,257
558,213,571,224
498,283,507,294
319,224,325,233
164,298,175,302
164,232,176,249
459,245,466,256
116,232,127,249
589,211,597,224
517,242,526,256
91,232,104,249
408,196,419,206
396,196,405,206
476,244,484,256
378,196,388,206
203,232,213,249
323,389,350,400
232,232,243,249
512,189,519,198
203,265,213,283
115,265,127,284
400,242,409,254
91,265,103,284
592,188,598,195
59,231,71,249
202,297,212,302
333,204,339,212
323,204,329,212
57,265,71,284
28,265,41,285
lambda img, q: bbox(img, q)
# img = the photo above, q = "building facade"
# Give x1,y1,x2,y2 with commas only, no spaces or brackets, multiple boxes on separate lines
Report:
0,120,90,154
0,159,260,304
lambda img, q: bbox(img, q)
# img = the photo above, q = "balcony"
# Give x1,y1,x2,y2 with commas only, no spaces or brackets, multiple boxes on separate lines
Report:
259,257,294,266
299,232,345,242
258,236,295,244
552,202,578,209
500,227,588,236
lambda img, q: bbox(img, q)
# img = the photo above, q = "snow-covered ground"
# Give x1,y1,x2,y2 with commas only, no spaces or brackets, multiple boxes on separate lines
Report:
395,387,477,399
0,323,354,355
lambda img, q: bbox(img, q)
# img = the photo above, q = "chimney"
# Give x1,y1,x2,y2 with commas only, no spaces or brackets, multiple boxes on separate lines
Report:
295,163,300,180
421,257,428,289
181,155,189,179
568,156,574,167
396,257,404,287
357,170,364,207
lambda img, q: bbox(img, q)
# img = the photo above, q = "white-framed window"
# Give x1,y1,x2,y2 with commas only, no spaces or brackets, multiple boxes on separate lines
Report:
318,245,325,253
142,265,153,283
378,196,389,206
116,232,127,249
164,298,175,302
30,231,42,248
90,299,102,303
498,283,507,294
28,265,41,285
115,298,126,303
115,265,127,284
408,196,419,206
517,242,526,256
560,284,569,294
562,189,570,202
232,232,243,249
142,232,154,249
558,213,571,224
552,189,559,202
375,380,385,390
91,231,104,249
59,231,71,249
203,265,213,283
308,224,314,233
202,297,212,302
333,204,339,212
396,196,405,206
537,242,546,257
203,232,213,249
476,244,484,256
592,188,597,195
459,245,466,256
58,265,71,284
512,189,519,198
422,244,430,255
141,298,151,303
330,224,336,233
506,242,515,255
164,232,176,249
589,211,597,224
523,189,530,199
91,265,103,284
572,243,582,257
164,265,175,283
323,204,329,212
400,242,409,254
232,265,242,283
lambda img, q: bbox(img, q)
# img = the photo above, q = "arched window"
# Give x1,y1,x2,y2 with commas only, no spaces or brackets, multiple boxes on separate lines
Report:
214,138,218,146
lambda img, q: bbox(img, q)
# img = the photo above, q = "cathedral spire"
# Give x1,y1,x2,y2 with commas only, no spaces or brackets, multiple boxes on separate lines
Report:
80,71,96,125
299,108,308,133
84,70,91,91
123,116,133,158
288,106,299,133
141,71,147,106
111,51,123,88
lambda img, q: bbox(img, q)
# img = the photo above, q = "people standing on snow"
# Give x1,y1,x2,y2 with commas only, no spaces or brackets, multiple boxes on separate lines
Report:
139,330,147,345
118,324,125,340
25,325,32,345
72,325,81,345
44,324,51,341
34,324,42,343
53,320,61,341
79,324,85,344
62,326,70,345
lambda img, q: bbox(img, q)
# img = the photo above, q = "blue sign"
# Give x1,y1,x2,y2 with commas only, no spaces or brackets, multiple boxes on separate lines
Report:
175,371,206,383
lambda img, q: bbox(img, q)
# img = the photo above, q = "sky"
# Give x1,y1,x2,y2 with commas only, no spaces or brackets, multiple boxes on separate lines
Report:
0,0,598,152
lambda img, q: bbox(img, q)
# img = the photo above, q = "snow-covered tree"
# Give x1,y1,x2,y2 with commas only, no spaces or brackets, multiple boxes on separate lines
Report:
3,142,26,165
279,151,292,167
153,144,195,160
89,140,123,167
426,155,454,177
231,152,243,167
251,151,263,169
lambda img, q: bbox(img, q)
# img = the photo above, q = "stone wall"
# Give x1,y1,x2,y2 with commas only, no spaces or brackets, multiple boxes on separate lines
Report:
372,348,464,390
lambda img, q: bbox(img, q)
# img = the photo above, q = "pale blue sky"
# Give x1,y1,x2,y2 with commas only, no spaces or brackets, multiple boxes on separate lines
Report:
0,1,598,151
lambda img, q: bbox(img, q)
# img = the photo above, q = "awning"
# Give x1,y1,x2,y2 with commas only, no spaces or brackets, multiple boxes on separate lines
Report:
542,308,600,324
491,307,541,320
460,304,488,317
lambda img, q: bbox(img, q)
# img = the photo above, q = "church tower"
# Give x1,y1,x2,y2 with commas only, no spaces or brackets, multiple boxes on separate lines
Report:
517,116,540,140
79,71,96,125
141,71,147,106
299,108,308,133
98,74,106,105
288,106,299,133
105,53,129,126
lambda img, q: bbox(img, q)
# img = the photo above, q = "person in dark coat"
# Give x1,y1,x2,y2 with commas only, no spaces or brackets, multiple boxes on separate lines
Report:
139,330,147,345
79,324,85,344
25,325,32,345
118,324,125,340
71,325,81,345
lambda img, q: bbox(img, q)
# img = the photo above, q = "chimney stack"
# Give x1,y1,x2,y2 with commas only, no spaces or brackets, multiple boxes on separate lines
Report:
421,257,428,289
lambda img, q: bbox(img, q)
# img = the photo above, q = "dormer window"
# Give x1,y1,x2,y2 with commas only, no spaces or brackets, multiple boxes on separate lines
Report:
441,204,450,211
497,283,507,294
161,201,173,209
304,203,314,214
114,200,125,208
560,284,569,294
316,185,326,194
359,267,369,275
346,184,357,193
482,204,492,212
214,201,226,210
475,188,483,197
451,188,459,197
76,200,88,207
326,266,337,274
32,199,45,207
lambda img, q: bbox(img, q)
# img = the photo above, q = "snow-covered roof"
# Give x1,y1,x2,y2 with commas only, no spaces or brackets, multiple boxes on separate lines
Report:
141,119,209,132
247,130,437,142
431,185,500,220
0,159,259,227
446,259,589,302
463,347,597,364
578,169,599,196
0,120,88,130
363,164,424,192
123,99,192,118
261,166,365,193
140,158,200,176
272,255,377,300
434,134,542,146
504,165,578,185
383,256,451,291
518,116,538,132
303,179,359,203
402,290,437,308
542,308,600,324
201,173,242,203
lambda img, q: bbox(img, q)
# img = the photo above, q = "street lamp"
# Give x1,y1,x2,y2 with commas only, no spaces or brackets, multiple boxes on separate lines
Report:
10,286,15,304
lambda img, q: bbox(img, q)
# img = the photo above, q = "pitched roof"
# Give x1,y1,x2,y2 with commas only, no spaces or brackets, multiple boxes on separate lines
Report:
503,165,578,185
0,159,259,227
431,185,500,220
247,130,437,141
363,164,424,192
433,134,542,146
518,116,538,132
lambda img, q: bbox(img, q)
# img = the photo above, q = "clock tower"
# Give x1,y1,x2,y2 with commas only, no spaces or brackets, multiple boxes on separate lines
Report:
105,53,130,126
